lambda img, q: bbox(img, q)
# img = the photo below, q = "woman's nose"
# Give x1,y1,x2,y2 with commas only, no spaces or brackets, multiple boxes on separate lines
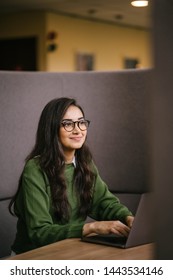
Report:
72,122,80,133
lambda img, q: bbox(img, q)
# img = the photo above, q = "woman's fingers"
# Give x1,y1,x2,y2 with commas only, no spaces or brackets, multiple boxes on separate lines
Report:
110,221,130,237
83,220,132,237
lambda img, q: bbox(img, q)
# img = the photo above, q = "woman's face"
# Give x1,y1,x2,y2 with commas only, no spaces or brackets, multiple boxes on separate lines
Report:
59,105,88,155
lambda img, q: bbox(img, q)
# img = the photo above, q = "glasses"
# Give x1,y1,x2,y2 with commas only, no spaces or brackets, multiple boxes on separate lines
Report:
61,119,90,132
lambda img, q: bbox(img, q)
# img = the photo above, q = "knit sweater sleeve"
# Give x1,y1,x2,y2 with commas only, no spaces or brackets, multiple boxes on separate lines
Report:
16,159,84,248
88,163,133,223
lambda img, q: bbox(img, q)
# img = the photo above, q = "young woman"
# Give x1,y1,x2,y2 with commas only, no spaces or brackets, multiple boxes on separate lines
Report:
9,97,134,254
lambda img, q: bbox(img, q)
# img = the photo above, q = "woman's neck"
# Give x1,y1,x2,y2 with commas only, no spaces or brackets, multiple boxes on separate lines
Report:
64,151,75,164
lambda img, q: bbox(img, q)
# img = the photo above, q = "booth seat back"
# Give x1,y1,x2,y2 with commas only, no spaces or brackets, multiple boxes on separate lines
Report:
0,200,17,258
0,69,152,258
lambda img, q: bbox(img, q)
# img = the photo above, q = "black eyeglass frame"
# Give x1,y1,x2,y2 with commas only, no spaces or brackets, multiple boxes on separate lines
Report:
61,119,90,132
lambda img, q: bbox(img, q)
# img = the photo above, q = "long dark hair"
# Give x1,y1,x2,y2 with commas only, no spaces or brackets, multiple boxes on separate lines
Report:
9,97,95,222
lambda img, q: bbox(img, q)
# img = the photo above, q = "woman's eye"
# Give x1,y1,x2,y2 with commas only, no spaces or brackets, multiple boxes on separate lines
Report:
65,122,72,127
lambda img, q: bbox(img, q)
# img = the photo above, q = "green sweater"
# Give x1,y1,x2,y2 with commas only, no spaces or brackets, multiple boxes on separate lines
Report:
12,158,132,254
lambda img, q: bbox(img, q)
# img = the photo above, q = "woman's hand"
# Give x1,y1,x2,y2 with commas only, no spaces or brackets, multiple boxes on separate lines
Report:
125,215,134,228
83,220,131,237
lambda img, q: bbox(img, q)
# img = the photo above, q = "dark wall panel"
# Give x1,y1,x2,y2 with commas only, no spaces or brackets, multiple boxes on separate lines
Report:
152,0,173,259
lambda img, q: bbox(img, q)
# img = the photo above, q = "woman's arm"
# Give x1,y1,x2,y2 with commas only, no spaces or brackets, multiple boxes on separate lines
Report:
82,219,133,237
84,163,134,237
88,163,133,223
15,159,84,247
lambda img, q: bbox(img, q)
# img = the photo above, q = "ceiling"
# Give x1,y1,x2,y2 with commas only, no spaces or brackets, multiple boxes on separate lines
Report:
0,0,152,29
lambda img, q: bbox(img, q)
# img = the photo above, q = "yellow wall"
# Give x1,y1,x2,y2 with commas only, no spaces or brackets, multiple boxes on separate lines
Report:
46,13,152,72
0,11,152,71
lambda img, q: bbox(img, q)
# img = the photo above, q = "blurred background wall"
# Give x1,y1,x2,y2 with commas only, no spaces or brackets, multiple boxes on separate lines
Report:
0,10,152,72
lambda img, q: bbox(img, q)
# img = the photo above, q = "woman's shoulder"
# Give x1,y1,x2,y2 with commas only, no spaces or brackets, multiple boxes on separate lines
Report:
22,156,49,185
23,156,41,173
90,160,99,174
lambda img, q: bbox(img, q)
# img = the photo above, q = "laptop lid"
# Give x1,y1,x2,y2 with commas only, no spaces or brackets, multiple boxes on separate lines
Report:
82,192,154,248
125,192,154,248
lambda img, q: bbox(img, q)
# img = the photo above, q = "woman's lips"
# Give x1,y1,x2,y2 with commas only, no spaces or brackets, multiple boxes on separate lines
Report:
70,137,83,141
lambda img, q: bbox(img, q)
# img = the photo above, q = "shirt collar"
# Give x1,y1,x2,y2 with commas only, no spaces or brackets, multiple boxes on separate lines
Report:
72,157,76,167
64,157,76,167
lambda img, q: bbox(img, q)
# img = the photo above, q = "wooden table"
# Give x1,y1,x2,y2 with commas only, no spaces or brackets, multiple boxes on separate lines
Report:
8,238,154,260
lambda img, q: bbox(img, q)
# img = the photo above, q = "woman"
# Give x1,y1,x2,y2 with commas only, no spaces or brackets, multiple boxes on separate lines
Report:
9,97,134,254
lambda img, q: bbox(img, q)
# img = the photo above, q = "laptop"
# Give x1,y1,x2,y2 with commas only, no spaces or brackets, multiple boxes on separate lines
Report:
81,193,154,248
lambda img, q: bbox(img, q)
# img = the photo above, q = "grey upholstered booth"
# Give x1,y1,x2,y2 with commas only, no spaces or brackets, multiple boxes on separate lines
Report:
0,69,152,258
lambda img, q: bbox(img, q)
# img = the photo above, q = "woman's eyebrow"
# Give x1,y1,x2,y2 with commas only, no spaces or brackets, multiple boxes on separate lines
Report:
62,117,84,121
78,117,85,120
